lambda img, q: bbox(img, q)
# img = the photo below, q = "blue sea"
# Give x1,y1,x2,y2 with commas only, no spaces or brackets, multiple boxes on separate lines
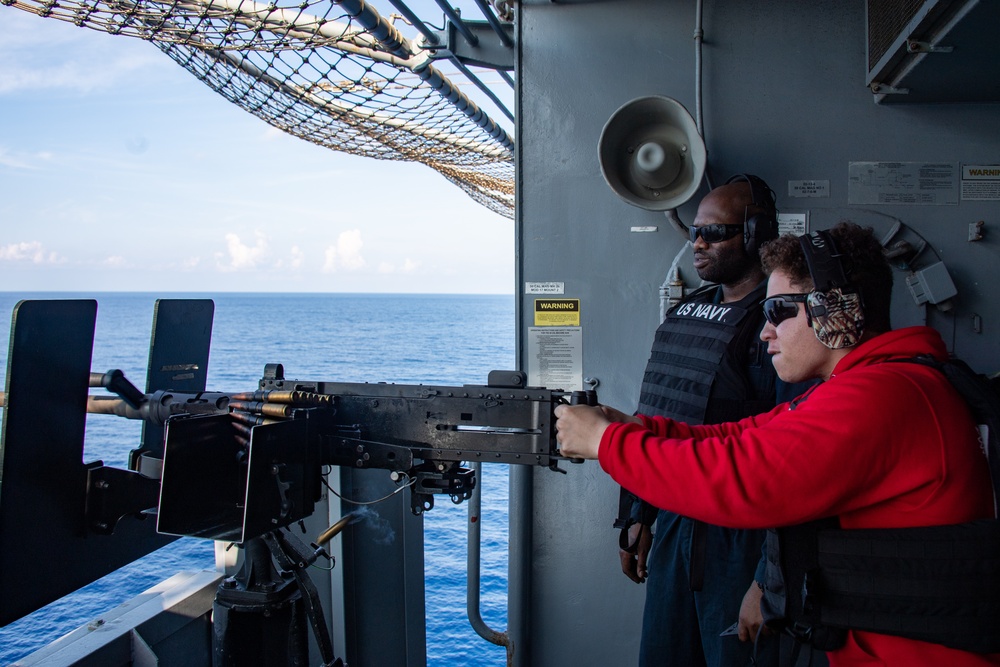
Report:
0,292,514,666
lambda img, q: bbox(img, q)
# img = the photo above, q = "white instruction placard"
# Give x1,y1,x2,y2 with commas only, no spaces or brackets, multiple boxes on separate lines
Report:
777,212,808,237
525,282,565,295
527,327,583,391
848,162,959,205
788,180,830,198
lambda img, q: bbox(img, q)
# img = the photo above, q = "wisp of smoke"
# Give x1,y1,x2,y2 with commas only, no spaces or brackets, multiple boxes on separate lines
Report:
351,506,396,546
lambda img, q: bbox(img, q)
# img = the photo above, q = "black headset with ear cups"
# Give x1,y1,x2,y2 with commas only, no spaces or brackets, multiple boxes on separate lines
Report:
798,230,866,349
724,173,779,255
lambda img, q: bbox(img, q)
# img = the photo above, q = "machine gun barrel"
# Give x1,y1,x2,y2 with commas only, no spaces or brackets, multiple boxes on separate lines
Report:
0,389,232,423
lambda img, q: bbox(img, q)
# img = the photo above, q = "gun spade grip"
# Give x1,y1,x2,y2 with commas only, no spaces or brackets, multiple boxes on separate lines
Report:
566,392,588,463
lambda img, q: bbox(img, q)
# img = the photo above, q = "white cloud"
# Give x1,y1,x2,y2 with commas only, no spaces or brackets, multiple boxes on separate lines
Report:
215,232,271,271
103,255,126,267
273,245,306,270
0,241,63,264
377,258,420,274
322,230,366,272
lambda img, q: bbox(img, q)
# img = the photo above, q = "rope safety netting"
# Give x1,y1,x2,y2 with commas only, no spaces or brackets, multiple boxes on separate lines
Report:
3,0,515,218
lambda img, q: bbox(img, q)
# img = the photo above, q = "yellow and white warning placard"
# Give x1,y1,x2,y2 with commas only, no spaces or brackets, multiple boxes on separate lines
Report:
534,299,580,327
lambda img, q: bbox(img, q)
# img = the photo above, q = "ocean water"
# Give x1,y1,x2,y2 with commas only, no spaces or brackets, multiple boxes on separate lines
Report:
0,292,514,666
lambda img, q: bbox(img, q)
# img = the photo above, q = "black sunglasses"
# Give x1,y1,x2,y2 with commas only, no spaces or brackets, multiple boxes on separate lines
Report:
689,223,744,244
762,293,810,326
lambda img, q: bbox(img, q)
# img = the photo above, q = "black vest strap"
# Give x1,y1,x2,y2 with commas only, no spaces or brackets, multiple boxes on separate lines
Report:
762,521,847,651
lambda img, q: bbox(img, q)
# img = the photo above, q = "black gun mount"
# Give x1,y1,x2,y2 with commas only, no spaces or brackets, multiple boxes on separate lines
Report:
151,364,597,544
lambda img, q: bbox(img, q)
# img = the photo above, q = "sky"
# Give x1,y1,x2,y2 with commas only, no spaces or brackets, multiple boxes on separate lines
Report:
0,5,516,294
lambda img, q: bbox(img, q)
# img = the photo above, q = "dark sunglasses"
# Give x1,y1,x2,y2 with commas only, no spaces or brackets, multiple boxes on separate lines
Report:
689,223,744,244
762,293,810,326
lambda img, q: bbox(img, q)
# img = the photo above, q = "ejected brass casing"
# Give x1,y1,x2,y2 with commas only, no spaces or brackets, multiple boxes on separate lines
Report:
316,512,361,545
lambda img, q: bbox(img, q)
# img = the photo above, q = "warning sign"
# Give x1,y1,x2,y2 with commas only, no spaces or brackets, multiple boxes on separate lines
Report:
961,164,1000,201
534,299,580,327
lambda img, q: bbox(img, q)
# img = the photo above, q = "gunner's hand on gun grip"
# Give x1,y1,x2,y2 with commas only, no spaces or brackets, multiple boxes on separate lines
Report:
553,402,609,461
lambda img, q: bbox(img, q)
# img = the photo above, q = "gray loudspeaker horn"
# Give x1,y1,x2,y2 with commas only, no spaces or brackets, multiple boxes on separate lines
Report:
598,96,707,211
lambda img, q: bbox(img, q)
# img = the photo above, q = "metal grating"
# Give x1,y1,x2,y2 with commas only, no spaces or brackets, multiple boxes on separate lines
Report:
867,0,926,71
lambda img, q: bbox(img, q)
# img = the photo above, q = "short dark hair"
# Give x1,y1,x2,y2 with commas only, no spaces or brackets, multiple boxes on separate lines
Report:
760,222,893,333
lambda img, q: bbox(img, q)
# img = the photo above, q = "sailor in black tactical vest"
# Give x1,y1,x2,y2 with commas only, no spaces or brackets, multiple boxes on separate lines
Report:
616,174,808,667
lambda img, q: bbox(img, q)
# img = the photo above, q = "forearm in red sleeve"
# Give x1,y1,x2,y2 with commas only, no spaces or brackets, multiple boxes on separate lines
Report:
597,384,916,529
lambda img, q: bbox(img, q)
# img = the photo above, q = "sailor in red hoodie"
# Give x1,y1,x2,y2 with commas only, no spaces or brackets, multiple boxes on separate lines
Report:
555,222,998,666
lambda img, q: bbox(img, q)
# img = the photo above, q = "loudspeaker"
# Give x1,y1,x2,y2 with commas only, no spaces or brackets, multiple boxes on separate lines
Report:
598,96,707,211
724,173,778,255
799,231,865,349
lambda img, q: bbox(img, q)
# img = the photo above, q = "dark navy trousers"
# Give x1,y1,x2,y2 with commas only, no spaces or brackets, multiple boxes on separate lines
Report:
638,511,778,667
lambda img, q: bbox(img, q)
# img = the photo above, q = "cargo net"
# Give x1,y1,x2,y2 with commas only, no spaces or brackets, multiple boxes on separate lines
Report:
6,0,515,218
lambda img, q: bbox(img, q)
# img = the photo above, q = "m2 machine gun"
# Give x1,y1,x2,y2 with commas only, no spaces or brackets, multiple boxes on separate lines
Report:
157,363,594,542
0,298,594,664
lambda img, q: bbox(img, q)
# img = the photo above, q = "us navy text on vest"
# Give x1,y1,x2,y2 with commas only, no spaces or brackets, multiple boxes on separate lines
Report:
671,301,747,326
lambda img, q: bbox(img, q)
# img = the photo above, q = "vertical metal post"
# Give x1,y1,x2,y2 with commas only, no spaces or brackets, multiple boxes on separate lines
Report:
466,463,511,653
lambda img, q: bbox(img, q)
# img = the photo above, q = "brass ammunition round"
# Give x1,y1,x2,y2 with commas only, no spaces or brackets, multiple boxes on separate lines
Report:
231,422,253,438
259,402,293,418
229,400,267,414
230,410,263,426
230,391,263,401
262,390,298,404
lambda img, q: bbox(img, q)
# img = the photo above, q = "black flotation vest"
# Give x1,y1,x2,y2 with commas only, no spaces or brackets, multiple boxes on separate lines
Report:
761,356,1000,654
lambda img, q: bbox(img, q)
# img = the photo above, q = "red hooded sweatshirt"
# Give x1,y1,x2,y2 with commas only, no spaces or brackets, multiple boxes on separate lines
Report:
599,326,998,666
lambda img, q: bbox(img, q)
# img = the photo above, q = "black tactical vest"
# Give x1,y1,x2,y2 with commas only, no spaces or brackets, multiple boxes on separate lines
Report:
636,282,774,424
